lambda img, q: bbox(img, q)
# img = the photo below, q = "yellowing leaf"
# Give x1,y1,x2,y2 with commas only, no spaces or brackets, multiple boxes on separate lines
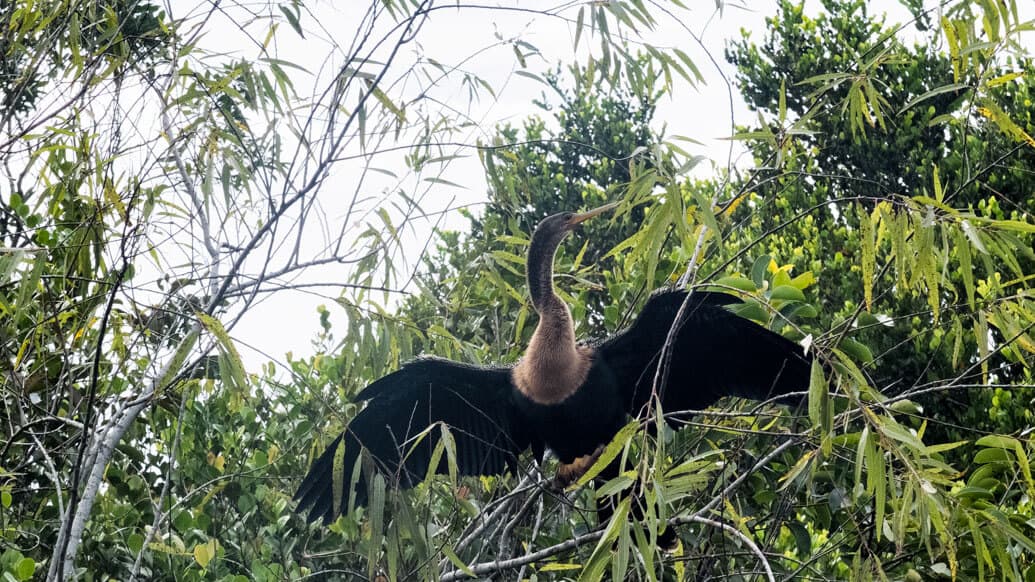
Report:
540,563,583,572
206,451,225,472
193,539,218,568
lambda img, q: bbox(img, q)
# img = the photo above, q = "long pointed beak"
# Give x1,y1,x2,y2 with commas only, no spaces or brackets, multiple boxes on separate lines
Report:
568,201,620,227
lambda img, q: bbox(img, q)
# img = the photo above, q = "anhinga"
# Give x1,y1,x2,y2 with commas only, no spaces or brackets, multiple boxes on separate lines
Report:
295,202,811,527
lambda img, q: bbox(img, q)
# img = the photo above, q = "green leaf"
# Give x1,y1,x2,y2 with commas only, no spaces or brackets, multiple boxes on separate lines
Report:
714,276,756,292
750,255,771,287
578,497,630,582
442,546,476,577
196,313,247,391
14,557,35,581
975,435,1021,449
331,437,347,517
787,522,812,557
730,300,768,323
574,421,637,488
858,203,875,310
573,6,585,50
898,83,968,114
808,359,832,457
128,533,144,554
367,473,387,571
840,338,874,365
540,563,583,572
371,86,406,122
770,285,805,302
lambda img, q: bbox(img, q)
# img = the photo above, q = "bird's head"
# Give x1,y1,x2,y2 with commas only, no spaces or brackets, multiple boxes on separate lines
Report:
534,202,620,243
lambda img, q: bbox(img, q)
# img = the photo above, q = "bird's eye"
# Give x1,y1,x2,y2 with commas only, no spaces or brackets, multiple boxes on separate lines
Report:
563,213,574,221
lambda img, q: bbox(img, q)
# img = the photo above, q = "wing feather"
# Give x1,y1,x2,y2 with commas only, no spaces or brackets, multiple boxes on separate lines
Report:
295,358,531,524
598,290,811,419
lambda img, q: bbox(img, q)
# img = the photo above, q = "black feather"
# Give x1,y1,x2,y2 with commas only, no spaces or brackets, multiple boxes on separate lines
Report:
599,289,811,419
294,360,533,523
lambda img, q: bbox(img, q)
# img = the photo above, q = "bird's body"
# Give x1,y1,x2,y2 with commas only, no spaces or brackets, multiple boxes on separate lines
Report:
295,203,812,526
514,352,624,467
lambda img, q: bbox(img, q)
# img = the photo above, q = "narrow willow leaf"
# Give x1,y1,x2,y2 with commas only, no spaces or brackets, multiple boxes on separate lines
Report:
196,313,247,391
156,330,199,392
968,514,990,580
424,433,446,484
854,426,869,498
630,520,657,582
933,165,944,202
440,424,459,486
895,479,913,547
977,102,1035,148
914,218,940,323
540,563,583,572
977,312,990,383
442,546,476,578
891,209,909,291
955,227,975,309
386,522,399,580
899,82,969,114
574,6,585,50
578,498,630,582
865,428,886,540
574,421,637,488
780,449,816,489
394,493,430,569
986,71,1023,87
1011,441,1035,498
371,86,405,123
367,474,386,573
925,495,957,577
613,521,631,582
858,203,875,310
808,360,831,456
942,17,961,81
975,435,1022,449
332,438,347,518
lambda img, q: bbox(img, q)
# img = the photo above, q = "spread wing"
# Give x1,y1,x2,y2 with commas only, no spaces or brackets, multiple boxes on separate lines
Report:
294,359,532,524
598,290,811,419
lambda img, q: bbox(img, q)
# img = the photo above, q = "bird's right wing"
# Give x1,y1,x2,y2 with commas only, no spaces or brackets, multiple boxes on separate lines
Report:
598,290,811,419
294,359,533,524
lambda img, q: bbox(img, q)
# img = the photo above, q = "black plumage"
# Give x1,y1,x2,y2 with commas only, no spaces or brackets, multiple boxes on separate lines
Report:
295,204,811,525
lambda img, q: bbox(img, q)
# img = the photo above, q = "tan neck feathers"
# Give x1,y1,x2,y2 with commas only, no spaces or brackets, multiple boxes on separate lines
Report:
512,302,591,404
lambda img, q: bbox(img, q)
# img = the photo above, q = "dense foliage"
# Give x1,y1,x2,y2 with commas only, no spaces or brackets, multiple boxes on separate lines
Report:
2,0,1034,580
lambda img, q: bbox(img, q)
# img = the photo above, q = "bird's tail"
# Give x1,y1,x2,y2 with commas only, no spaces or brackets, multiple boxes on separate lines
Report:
294,431,368,524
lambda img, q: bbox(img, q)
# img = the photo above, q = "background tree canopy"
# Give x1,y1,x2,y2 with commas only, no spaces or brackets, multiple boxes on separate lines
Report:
2,0,1035,580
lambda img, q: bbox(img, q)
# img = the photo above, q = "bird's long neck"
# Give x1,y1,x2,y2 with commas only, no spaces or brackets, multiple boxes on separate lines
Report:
514,226,589,404
527,228,563,312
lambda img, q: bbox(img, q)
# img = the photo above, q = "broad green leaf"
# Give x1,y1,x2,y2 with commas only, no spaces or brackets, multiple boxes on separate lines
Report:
771,285,806,302
714,276,756,292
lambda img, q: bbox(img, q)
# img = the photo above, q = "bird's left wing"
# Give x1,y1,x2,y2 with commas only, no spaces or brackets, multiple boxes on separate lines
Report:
294,359,532,524
598,290,811,420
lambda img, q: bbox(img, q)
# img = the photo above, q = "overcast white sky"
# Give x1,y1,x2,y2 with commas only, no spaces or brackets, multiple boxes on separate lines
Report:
178,0,1023,369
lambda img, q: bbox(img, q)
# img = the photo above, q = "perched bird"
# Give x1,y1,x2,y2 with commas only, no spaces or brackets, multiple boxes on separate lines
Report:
295,202,811,527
